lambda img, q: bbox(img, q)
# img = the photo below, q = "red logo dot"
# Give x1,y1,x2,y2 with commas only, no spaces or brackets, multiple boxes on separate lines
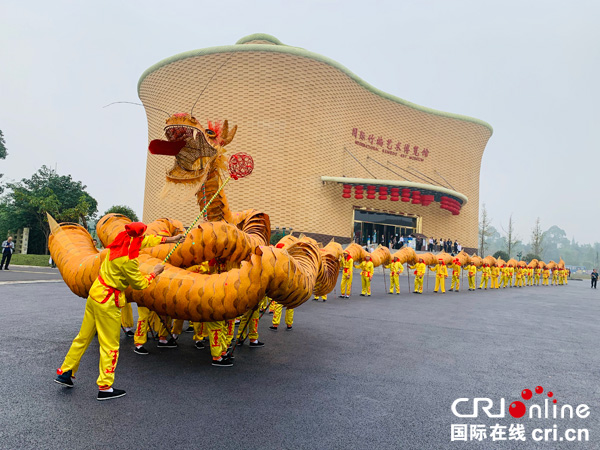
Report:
521,389,532,400
553,399,557,404
535,386,544,394
547,392,553,398
509,401,527,418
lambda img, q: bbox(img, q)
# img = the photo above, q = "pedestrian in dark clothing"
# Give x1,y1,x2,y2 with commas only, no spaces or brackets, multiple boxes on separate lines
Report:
1,236,15,270
592,269,598,289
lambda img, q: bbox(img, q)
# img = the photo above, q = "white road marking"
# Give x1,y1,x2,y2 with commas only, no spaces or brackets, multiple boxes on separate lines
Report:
2,269,59,275
0,280,63,286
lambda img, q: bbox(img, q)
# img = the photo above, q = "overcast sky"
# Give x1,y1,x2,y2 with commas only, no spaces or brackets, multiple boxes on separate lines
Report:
1,0,598,243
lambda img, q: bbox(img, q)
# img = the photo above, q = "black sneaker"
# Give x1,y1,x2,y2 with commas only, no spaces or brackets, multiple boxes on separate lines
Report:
194,341,205,350
360,294,365,297
97,388,126,401
269,326,278,331
249,341,265,348
212,358,233,367
286,326,293,331
313,297,319,301
185,326,194,333
323,299,327,302
54,370,74,388
134,346,149,355
268,311,273,315
338,295,345,298
157,338,178,348
125,330,135,337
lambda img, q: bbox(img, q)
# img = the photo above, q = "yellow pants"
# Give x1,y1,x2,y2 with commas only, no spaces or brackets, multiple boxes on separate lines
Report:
121,302,133,328
361,276,371,295
340,273,353,296
192,322,207,341
237,310,259,341
479,276,489,289
389,275,400,293
315,295,327,300
172,319,194,335
509,277,514,287
223,319,235,351
516,277,524,287
468,275,476,290
259,297,269,311
60,297,121,390
543,277,549,286
434,276,446,293
499,276,507,288
272,302,294,326
206,321,226,359
527,276,533,286
134,307,171,346
491,276,499,289
450,275,460,291
534,275,540,285
414,275,423,293
558,277,564,286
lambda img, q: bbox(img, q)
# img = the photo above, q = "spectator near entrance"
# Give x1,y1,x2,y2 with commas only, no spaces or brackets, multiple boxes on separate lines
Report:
1,236,15,270
428,237,434,252
592,269,598,289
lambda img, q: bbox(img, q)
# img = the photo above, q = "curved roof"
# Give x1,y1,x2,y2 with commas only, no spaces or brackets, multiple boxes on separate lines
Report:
138,33,493,134
320,176,468,205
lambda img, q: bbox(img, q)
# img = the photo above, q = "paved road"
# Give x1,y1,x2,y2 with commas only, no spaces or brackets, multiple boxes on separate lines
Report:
0,270,598,449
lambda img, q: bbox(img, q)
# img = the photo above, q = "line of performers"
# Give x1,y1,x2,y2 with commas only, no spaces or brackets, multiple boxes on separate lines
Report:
333,250,569,298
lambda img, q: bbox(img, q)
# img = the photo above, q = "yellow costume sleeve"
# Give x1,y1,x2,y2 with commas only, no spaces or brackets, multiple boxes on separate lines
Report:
141,235,164,249
120,258,152,291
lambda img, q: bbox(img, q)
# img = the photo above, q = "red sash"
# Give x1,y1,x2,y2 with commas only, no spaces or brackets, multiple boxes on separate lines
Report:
97,275,121,306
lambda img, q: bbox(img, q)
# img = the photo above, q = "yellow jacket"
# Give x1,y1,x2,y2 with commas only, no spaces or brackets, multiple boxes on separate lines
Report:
409,262,426,277
341,257,354,276
451,264,461,276
89,235,162,308
355,261,374,278
478,266,491,277
467,265,477,277
384,261,404,276
543,269,550,278
491,267,499,277
429,264,448,278
535,268,542,277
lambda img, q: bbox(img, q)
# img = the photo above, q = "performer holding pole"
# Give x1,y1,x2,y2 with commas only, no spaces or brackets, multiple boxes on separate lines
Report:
54,221,183,400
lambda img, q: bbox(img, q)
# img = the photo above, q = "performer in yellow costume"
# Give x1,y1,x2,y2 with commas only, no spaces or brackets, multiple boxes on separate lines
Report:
499,265,508,288
490,265,500,289
508,265,515,287
270,301,294,330
449,259,461,292
120,302,134,336
385,256,403,294
355,255,374,296
339,251,354,298
528,268,534,286
534,267,541,286
430,259,448,293
542,268,550,286
563,268,568,285
466,263,477,291
551,268,559,286
515,266,524,287
410,258,426,294
478,264,490,289
55,223,182,400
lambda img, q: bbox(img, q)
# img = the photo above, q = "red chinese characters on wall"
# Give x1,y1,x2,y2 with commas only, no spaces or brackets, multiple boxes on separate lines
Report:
351,128,430,162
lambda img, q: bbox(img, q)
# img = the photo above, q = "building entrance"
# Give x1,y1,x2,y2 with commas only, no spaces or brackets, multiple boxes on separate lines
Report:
353,210,418,249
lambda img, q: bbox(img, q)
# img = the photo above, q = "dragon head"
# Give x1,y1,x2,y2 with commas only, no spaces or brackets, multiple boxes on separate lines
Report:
148,113,237,183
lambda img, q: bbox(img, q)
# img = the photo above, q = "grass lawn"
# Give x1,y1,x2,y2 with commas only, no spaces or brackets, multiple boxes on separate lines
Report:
9,254,52,267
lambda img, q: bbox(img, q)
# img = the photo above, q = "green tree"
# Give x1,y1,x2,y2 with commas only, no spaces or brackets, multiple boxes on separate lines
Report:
1,166,97,254
478,203,493,256
530,217,544,257
0,129,7,194
502,215,521,258
104,205,139,222
524,253,541,263
493,250,509,261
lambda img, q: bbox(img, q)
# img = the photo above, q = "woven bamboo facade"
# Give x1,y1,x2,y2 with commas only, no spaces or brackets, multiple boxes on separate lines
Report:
138,34,492,248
